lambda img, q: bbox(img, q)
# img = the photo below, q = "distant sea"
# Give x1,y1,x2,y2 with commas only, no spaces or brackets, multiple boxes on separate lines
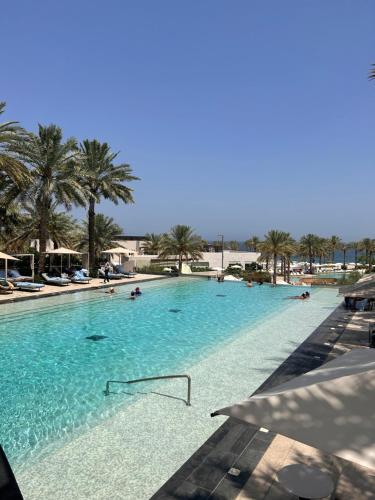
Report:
236,243,360,263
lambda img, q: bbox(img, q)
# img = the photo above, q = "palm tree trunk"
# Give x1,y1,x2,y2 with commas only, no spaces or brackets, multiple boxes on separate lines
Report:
369,252,373,272
88,198,96,275
178,254,182,273
332,250,335,263
38,202,49,273
355,249,357,268
273,253,277,285
266,257,269,271
283,257,287,282
309,252,313,274
287,259,291,283
343,248,346,267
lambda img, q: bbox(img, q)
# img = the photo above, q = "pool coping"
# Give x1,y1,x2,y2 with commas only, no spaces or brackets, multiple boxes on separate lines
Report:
0,274,168,305
151,300,354,499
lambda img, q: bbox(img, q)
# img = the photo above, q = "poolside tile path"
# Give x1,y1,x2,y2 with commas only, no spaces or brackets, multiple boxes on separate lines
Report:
152,307,375,500
0,274,163,304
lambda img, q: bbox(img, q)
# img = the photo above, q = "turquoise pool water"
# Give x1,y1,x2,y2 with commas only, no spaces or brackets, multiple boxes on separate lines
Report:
0,278,324,470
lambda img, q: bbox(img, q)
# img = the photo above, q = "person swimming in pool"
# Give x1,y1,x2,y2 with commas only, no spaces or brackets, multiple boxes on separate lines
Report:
135,287,142,295
105,287,115,294
129,290,136,300
287,292,308,300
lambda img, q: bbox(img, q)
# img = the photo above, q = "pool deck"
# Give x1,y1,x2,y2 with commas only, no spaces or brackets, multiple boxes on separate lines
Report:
0,274,164,304
151,306,375,499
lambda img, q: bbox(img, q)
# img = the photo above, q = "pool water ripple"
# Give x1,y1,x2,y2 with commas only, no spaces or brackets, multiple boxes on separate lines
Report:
0,278,329,470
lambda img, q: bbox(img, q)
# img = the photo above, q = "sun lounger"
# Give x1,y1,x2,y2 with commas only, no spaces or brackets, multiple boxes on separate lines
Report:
0,279,14,294
7,269,32,282
14,282,45,292
41,273,70,286
98,268,127,280
70,270,92,284
114,265,136,277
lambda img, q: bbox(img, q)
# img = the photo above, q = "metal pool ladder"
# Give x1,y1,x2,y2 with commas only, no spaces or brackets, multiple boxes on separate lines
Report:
104,374,192,406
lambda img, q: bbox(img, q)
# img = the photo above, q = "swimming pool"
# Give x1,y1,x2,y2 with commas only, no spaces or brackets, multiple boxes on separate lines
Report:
0,278,342,498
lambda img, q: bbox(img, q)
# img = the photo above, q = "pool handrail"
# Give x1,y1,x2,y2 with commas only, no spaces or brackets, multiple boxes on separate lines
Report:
104,374,191,406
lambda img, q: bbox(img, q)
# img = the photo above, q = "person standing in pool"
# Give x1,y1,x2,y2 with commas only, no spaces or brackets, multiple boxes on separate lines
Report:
135,287,142,295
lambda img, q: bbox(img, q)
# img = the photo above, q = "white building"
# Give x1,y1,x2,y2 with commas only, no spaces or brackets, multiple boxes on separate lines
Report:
200,251,260,269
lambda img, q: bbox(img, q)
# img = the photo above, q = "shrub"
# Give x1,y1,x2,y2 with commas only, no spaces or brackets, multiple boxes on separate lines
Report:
336,271,361,286
243,270,272,283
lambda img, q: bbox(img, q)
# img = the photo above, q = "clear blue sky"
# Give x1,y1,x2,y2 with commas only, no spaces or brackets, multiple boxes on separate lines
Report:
2,0,374,241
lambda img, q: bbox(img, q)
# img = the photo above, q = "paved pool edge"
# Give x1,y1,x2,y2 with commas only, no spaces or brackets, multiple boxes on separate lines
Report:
151,297,350,500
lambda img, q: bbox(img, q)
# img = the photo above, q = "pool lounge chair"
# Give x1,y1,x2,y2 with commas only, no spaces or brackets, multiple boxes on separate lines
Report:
114,265,136,277
0,279,13,294
70,270,92,284
98,268,127,280
14,282,45,292
7,269,32,282
41,273,70,286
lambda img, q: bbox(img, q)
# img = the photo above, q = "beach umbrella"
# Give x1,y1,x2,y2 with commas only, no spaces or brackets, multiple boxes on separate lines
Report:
339,274,375,295
101,246,135,265
46,247,82,274
212,349,375,470
0,252,19,281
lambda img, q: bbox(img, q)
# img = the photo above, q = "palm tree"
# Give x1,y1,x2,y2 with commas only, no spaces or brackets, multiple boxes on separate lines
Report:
348,241,361,268
141,233,164,255
9,124,86,272
328,235,341,263
299,234,320,274
245,236,260,252
259,230,290,285
0,201,25,250
360,238,375,272
341,242,348,268
4,203,78,252
79,140,139,273
77,213,123,261
0,102,30,188
315,237,330,264
226,240,239,251
159,225,203,272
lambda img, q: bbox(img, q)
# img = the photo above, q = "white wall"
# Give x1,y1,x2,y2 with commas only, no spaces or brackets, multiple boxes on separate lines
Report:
200,251,260,269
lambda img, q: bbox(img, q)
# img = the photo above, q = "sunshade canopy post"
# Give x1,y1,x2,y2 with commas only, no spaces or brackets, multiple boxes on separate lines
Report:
212,349,375,470
101,247,134,266
44,247,82,275
11,253,35,281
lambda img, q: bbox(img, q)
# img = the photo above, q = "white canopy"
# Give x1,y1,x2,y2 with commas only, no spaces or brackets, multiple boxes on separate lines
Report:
44,247,82,274
0,252,19,261
101,247,134,255
46,247,82,255
212,349,375,470
0,252,19,281
339,273,375,295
